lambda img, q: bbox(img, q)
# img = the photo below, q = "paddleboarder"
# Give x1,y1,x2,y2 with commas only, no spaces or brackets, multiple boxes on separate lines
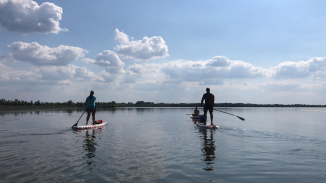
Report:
201,88,214,125
85,90,96,125
193,107,200,116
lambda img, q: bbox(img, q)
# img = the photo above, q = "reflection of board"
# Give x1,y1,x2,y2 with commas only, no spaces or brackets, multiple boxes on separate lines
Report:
196,122,219,129
72,122,107,130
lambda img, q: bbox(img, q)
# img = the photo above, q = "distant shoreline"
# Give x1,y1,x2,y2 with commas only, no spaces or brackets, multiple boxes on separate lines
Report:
1,104,326,113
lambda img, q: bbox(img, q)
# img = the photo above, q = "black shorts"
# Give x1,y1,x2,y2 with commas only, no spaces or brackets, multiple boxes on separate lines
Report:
204,104,213,113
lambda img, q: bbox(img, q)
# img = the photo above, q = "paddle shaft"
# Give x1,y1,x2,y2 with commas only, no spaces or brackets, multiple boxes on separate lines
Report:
214,109,245,121
72,109,86,127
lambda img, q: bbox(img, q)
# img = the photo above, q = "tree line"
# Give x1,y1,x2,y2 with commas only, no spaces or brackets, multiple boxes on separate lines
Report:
1,98,325,107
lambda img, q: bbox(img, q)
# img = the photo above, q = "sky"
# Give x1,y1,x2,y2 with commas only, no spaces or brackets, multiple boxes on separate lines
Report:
1,0,326,104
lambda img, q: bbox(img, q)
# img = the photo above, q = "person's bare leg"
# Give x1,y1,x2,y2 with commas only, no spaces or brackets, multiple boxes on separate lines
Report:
86,110,91,125
92,110,96,125
204,110,207,125
209,111,213,125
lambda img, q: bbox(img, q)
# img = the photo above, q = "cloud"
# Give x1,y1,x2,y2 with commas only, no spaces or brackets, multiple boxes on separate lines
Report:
159,57,266,85
0,0,67,34
74,67,104,81
114,28,129,44
271,57,326,78
8,42,87,66
94,50,124,68
98,71,117,83
84,50,125,74
260,80,307,92
114,29,169,61
0,62,41,82
124,74,136,83
33,65,105,82
199,79,224,85
206,56,230,67
127,63,143,73
36,65,75,80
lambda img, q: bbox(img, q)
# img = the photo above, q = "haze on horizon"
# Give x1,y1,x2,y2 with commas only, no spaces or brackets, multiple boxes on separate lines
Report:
1,0,326,105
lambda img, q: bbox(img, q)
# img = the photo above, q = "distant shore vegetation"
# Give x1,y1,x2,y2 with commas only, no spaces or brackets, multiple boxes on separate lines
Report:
0,99,325,108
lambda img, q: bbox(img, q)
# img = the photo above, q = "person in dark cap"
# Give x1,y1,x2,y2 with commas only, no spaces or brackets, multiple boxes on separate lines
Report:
85,90,96,125
201,88,215,125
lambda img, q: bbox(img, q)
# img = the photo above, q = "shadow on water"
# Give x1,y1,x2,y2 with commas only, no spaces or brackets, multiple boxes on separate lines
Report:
200,129,216,171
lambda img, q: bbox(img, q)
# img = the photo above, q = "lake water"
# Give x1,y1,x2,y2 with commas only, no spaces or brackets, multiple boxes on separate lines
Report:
0,107,326,183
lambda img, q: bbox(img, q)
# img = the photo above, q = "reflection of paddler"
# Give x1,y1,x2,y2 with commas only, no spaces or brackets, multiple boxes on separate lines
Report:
201,129,216,171
83,129,97,160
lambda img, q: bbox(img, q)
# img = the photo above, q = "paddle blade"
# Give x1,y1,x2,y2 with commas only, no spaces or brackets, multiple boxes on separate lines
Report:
237,116,245,121
72,123,77,128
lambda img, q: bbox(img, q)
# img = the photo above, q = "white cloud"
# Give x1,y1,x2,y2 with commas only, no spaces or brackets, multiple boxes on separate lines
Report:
159,57,266,84
127,63,143,73
85,50,125,74
98,70,117,83
0,62,40,82
33,65,105,82
114,28,129,44
271,57,326,78
0,0,67,34
94,50,124,68
124,74,136,83
75,67,104,81
198,79,224,85
206,56,230,67
36,65,75,80
260,80,308,92
114,29,169,61
58,80,73,85
8,42,87,66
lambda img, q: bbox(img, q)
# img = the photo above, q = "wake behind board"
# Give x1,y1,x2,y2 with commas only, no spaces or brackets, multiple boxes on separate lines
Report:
72,122,107,130
196,122,219,130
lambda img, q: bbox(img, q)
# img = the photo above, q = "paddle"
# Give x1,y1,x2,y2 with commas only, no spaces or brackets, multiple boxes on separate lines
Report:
72,109,87,128
214,109,245,121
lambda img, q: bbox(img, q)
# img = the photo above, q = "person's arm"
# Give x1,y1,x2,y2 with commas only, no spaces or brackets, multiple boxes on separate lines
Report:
85,98,88,109
201,95,204,107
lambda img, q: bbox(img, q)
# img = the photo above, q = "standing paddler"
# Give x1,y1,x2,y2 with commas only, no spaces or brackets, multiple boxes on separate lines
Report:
201,88,215,125
85,90,96,125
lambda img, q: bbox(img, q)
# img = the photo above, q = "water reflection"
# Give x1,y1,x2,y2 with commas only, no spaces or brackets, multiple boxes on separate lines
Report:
82,129,100,171
66,109,74,115
200,129,216,171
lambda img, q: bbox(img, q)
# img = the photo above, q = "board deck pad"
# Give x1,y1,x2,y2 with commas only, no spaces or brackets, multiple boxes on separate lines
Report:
72,122,107,130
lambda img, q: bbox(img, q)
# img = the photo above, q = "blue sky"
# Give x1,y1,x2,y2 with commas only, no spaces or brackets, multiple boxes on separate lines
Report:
1,0,326,104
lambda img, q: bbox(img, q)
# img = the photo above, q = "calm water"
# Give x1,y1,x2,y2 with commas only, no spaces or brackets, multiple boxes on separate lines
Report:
1,107,326,183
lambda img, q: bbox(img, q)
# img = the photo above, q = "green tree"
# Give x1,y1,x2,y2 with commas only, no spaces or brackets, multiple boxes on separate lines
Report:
67,100,74,106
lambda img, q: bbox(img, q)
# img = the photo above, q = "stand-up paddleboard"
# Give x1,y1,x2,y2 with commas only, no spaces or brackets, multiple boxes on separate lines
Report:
196,122,219,129
72,122,107,130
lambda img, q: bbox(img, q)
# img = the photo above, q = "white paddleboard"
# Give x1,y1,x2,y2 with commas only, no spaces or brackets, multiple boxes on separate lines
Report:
196,122,219,129
72,122,107,130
